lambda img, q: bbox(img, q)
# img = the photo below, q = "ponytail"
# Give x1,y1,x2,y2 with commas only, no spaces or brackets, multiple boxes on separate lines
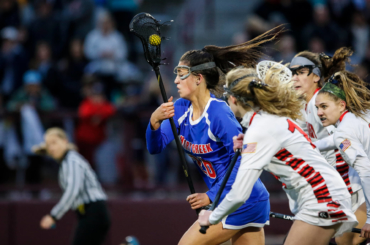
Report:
180,25,283,96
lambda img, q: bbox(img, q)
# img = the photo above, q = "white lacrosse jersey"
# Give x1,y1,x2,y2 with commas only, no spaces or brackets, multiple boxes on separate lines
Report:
334,111,370,223
239,110,350,214
306,90,362,195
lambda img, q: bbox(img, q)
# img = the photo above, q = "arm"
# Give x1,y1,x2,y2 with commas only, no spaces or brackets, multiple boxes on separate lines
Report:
315,135,336,151
335,133,370,223
146,118,176,154
146,97,177,154
50,160,83,220
209,128,279,224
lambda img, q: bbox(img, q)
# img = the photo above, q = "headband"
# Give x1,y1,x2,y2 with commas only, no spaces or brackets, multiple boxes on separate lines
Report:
223,73,267,104
290,57,321,77
321,75,346,101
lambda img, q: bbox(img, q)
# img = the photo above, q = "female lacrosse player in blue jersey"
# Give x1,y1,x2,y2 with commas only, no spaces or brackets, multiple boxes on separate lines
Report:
146,32,277,245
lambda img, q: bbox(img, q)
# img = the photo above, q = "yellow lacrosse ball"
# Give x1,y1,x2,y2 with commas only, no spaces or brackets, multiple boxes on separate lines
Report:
149,34,161,46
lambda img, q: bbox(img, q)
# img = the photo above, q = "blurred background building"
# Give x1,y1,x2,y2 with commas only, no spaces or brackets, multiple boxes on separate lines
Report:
0,0,369,244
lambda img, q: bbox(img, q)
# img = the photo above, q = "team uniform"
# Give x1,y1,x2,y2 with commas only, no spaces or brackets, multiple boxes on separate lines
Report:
210,110,358,237
146,94,270,229
334,111,370,224
51,150,110,245
303,90,364,212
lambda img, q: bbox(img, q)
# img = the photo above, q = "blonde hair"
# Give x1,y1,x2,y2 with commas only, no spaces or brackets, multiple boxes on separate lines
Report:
32,127,78,155
226,66,303,120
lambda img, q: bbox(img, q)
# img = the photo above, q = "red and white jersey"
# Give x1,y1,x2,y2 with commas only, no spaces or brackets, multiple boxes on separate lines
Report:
307,91,362,194
240,110,350,214
334,111,370,223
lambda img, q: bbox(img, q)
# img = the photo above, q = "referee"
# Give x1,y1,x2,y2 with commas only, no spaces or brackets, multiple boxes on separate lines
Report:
34,127,110,245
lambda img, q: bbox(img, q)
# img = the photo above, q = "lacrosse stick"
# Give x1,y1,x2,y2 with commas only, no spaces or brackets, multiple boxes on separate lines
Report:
129,13,199,214
270,212,361,234
256,60,292,84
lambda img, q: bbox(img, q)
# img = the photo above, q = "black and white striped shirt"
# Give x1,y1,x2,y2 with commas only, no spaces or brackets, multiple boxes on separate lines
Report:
50,150,107,220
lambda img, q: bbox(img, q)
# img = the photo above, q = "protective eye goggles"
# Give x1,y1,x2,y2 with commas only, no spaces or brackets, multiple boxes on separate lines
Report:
173,62,216,80
289,65,317,76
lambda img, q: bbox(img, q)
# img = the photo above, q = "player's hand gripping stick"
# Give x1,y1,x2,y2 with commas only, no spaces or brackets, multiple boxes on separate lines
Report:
199,149,242,234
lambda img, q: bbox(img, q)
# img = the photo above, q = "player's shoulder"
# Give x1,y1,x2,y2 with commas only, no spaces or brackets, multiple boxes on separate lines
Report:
174,98,192,112
207,97,234,118
65,150,89,167
247,111,287,137
336,112,364,137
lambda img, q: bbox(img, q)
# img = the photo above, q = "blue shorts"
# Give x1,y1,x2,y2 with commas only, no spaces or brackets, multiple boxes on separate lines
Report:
221,199,270,230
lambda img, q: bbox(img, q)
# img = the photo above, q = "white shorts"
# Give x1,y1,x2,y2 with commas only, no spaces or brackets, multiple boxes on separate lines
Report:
294,198,358,237
351,189,365,213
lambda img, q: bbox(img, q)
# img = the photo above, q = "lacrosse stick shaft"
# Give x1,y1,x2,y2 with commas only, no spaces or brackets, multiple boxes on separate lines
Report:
199,149,242,234
153,66,199,214
269,212,361,234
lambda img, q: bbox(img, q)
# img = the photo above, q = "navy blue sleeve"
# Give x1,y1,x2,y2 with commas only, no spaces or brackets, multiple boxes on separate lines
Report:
206,102,243,201
145,99,188,154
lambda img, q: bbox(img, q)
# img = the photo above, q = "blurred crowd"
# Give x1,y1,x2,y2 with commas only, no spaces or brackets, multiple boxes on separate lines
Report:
0,0,369,198
233,0,370,82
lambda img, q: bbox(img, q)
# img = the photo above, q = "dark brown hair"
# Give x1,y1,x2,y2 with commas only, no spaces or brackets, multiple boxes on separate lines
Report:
179,26,283,96
294,47,352,87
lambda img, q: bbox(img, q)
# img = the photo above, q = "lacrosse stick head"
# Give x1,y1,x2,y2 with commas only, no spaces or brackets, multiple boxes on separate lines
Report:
129,13,172,67
256,60,292,84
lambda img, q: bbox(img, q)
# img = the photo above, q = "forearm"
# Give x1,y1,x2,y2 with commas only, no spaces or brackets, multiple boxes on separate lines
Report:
209,169,262,224
315,135,336,151
146,120,174,154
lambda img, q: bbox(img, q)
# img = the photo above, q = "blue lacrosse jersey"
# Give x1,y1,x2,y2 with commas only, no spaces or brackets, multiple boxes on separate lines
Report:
146,94,269,212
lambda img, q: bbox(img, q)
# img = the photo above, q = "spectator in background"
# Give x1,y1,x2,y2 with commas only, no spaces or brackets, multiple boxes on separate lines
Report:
308,36,326,53
6,70,55,184
301,4,345,53
7,70,55,112
57,39,86,108
30,41,59,100
62,0,95,39
107,0,139,61
273,34,297,63
354,61,370,84
84,11,127,99
75,81,116,169
0,0,20,30
280,0,313,51
327,0,357,27
84,11,127,77
351,10,369,60
232,15,271,44
0,27,28,103
28,0,63,59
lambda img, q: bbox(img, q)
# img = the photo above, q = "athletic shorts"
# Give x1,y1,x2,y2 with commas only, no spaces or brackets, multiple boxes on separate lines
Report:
294,198,358,237
221,199,270,230
351,189,365,213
